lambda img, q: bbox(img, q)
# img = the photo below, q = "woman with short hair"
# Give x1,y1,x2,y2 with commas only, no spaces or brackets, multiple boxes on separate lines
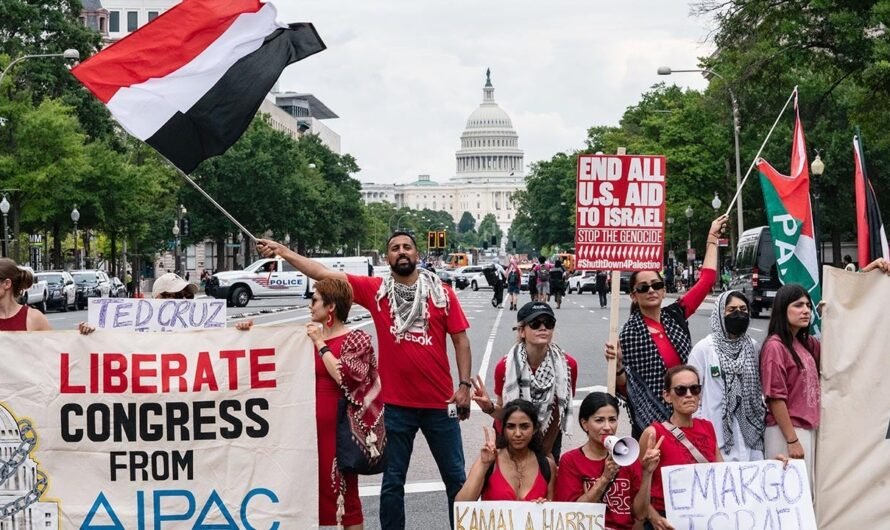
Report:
456,399,557,502
308,278,385,530
688,290,765,462
0,258,52,331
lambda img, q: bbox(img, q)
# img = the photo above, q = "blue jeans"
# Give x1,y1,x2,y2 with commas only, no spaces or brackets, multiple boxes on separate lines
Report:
380,405,466,530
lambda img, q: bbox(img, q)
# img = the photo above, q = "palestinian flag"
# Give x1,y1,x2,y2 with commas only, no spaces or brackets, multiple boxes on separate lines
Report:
757,91,822,334
72,0,325,173
853,134,890,267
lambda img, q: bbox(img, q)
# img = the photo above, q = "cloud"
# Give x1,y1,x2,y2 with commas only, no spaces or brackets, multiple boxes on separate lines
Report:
277,1,714,184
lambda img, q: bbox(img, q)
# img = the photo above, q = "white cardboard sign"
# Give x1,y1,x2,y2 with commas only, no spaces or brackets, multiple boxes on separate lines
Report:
453,501,606,530
88,298,227,331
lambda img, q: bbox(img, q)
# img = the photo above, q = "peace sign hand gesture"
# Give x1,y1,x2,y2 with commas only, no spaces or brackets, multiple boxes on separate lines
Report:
480,426,497,465
641,430,664,474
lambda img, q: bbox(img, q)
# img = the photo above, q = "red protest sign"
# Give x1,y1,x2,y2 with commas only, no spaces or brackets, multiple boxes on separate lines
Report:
575,154,666,271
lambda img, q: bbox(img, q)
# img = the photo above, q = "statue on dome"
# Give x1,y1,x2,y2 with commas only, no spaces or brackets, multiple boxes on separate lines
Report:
485,68,491,86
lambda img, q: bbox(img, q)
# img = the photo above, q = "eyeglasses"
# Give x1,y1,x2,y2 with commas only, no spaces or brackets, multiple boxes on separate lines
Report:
526,318,556,330
633,281,665,294
671,384,702,397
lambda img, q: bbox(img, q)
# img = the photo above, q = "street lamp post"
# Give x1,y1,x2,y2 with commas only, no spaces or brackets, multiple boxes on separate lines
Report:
811,153,825,272
711,193,723,290
178,205,187,276
0,195,9,258
71,206,80,270
172,219,180,275
0,49,80,88
659,66,743,255
685,205,694,283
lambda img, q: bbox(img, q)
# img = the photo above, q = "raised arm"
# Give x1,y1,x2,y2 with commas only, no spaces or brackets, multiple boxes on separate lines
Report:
256,239,345,281
701,215,728,272
455,427,497,501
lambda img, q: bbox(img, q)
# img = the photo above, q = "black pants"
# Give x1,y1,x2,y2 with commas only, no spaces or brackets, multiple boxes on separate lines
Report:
598,289,607,307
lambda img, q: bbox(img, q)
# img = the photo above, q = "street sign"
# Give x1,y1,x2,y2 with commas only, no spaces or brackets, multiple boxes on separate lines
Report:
574,154,667,271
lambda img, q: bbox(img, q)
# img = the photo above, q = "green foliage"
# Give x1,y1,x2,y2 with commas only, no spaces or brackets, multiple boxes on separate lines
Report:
457,211,476,233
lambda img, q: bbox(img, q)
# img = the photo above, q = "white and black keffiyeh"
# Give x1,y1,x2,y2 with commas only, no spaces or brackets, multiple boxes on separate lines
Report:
710,291,765,452
375,267,448,340
619,302,691,431
502,342,573,434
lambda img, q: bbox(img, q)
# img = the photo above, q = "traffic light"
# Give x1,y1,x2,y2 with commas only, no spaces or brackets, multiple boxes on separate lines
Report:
180,217,191,237
427,231,436,248
437,230,446,249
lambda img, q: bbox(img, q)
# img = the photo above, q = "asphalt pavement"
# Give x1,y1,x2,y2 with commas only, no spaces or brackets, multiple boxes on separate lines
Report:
42,287,769,529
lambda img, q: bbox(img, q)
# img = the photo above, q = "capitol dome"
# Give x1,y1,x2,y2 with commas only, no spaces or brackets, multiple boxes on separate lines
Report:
452,69,524,184
0,403,20,439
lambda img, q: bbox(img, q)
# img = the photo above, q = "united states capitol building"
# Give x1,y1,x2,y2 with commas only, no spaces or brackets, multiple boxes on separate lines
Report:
360,70,525,232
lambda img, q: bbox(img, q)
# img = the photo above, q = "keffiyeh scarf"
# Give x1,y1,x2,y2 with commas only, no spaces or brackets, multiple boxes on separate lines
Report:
710,291,765,452
502,342,573,434
375,267,448,339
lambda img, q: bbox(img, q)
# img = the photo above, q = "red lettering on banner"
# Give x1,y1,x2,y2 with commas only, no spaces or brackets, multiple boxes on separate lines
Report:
58,349,278,394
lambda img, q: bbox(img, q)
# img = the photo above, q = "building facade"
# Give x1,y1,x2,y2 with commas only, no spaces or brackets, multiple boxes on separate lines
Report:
361,70,525,232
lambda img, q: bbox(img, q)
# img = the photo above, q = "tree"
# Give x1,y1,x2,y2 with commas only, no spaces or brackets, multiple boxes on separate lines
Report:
458,211,476,233
477,214,503,248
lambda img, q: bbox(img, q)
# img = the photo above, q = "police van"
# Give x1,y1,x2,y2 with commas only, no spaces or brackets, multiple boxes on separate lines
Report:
209,256,372,307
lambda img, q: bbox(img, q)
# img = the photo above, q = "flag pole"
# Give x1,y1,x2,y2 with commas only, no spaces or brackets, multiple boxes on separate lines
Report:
724,86,798,219
160,156,258,242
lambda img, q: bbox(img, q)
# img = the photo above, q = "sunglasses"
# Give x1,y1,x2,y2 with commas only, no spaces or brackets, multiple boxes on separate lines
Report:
671,384,702,397
526,318,556,330
633,281,665,294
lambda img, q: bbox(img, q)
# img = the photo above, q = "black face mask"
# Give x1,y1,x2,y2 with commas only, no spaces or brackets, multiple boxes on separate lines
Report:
724,313,750,336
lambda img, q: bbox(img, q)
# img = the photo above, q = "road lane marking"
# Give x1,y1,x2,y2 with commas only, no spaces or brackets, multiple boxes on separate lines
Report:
360,480,445,497
477,306,505,383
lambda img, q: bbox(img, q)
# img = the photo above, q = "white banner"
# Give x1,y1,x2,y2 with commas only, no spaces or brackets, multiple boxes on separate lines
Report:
662,461,816,529
0,327,317,529
453,501,606,530
816,267,890,528
88,298,227,331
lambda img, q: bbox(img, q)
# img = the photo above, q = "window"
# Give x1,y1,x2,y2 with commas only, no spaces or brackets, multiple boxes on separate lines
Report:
281,260,296,272
148,11,159,21
99,16,106,33
127,11,138,32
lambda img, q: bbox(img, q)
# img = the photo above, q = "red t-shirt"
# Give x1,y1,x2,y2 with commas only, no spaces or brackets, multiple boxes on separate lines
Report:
492,354,578,432
649,419,718,512
760,335,821,429
555,447,642,530
481,459,548,501
347,274,469,409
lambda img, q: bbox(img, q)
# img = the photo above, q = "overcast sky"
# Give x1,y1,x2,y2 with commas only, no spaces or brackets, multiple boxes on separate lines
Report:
275,1,715,185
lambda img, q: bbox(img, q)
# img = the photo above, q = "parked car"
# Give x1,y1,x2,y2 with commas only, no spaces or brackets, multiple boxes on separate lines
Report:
72,270,112,310
519,263,534,291
728,226,781,318
567,271,597,294
109,276,128,298
619,271,633,294
437,269,468,290
17,266,48,313
35,271,77,312
454,265,492,291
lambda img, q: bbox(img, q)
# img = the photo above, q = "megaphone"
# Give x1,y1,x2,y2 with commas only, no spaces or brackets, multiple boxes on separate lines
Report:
603,435,640,467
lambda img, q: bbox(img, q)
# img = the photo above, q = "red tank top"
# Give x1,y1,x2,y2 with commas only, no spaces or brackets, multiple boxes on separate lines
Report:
0,305,29,331
481,458,548,501
649,418,718,512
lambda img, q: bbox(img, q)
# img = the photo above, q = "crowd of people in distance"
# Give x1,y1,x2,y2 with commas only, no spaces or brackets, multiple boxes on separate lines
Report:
3,211,890,529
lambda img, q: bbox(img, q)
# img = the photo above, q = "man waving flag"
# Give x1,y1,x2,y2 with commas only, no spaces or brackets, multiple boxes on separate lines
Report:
853,133,890,267
72,0,325,173
756,89,822,334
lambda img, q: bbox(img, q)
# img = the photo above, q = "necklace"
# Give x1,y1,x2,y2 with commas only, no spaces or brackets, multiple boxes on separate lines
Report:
509,452,527,495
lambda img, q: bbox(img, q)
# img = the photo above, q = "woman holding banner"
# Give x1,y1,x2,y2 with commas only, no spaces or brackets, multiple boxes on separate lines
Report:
688,291,766,462
555,392,663,530
307,278,385,530
455,399,557,502
0,258,51,331
640,365,721,530
760,283,820,490
605,215,727,439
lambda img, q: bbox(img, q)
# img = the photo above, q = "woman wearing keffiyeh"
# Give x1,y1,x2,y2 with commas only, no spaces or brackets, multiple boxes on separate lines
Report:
688,291,766,462
472,301,578,461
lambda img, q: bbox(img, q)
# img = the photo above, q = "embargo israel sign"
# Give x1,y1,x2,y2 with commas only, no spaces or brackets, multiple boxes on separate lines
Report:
575,155,666,271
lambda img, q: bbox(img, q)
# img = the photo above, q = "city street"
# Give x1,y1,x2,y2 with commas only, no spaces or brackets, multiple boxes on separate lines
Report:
46,284,769,529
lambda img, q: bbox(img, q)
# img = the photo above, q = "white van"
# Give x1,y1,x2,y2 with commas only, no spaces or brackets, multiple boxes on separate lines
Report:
209,257,372,307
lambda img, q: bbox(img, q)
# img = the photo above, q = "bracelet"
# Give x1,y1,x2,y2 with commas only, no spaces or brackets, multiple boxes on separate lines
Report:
786,438,799,445
318,345,331,357
484,403,496,414
707,241,718,246
459,380,473,389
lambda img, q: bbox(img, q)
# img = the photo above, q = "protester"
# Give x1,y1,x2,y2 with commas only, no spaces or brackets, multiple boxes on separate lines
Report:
0,258,52,331
843,254,856,272
595,270,608,308
605,215,727,438
555,392,663,530
640,365,721,529
472,301,577,461
152,272,198,299
528,261,538,302
535,256,551,302
455,399,557,502
550,258,566,309
687,291,765,462
257,231,472,530
307,278,384,530
760,283,820,489
506,260,521,311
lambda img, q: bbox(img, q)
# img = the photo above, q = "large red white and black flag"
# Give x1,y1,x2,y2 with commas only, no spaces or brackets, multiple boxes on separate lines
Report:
853,134,890,266
72,0,325,173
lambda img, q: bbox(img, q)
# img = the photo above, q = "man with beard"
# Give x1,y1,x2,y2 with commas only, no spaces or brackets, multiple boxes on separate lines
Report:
256,231,472,529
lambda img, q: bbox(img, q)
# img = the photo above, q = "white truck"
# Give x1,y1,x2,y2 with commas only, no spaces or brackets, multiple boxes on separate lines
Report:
17,266,48,313
209,256,373,307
